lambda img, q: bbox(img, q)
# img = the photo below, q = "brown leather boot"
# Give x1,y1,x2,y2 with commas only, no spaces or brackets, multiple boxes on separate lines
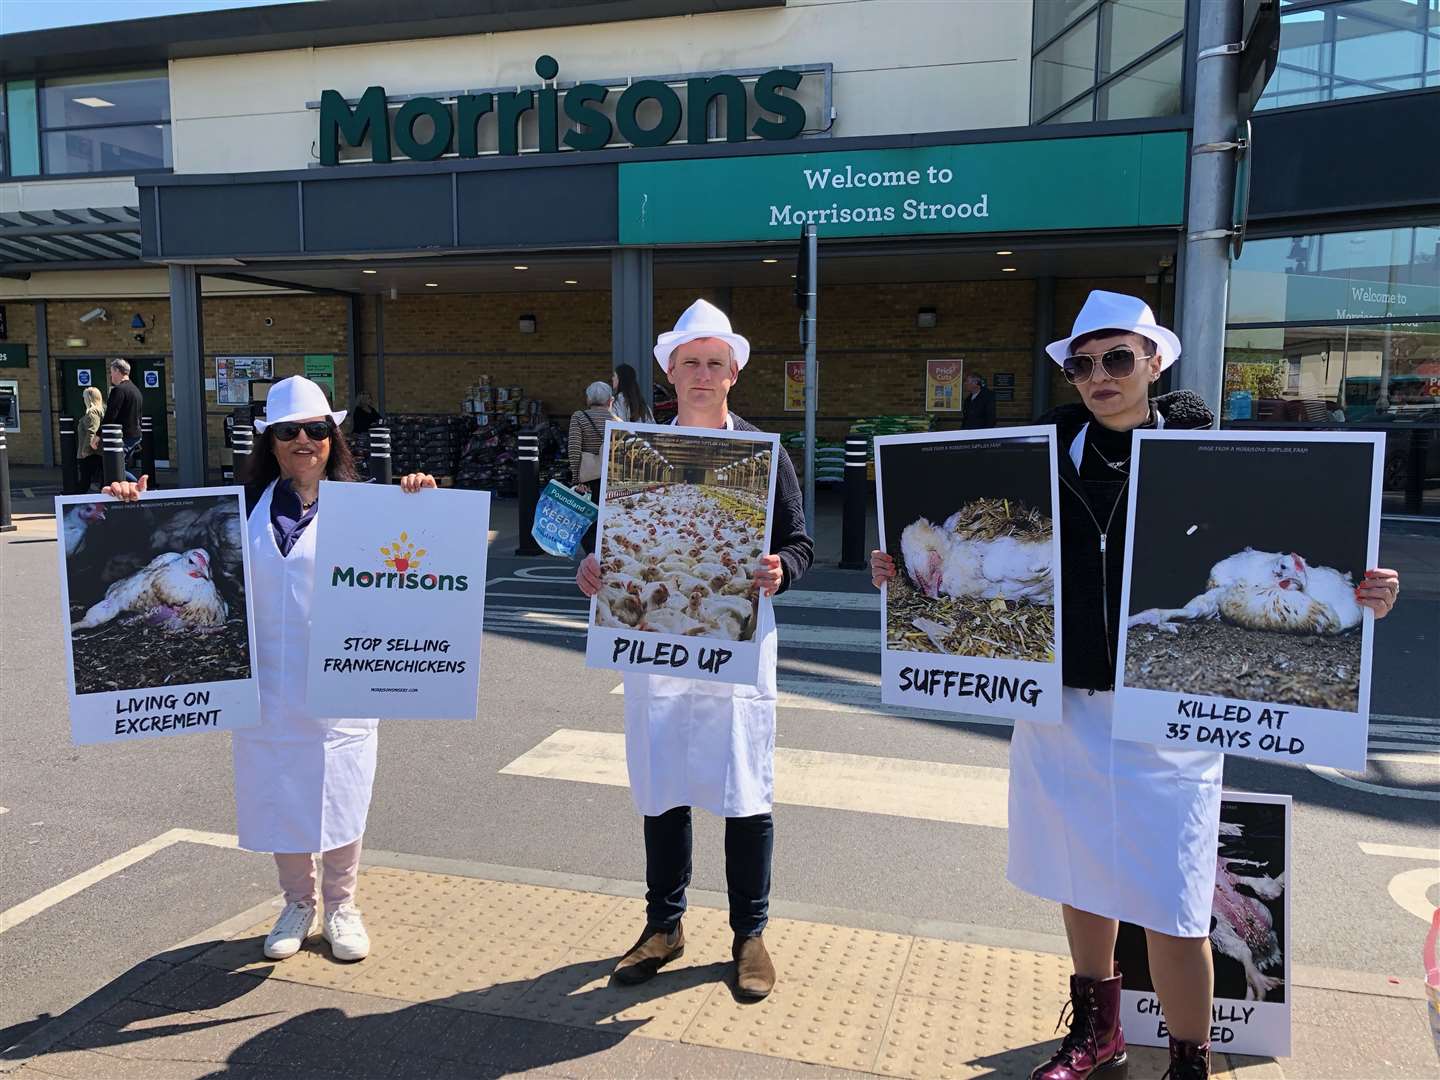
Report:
613,922,684,985
733,933,775,1000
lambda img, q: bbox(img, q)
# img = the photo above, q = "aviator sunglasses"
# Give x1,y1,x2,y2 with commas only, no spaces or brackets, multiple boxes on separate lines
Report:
1062,345,1155,385
270,420,333,442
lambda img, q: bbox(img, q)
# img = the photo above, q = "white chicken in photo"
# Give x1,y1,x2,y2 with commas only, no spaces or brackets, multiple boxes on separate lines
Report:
63,503,107,558
899,515,1054,605
72,548,228,633
1129,548,1362,636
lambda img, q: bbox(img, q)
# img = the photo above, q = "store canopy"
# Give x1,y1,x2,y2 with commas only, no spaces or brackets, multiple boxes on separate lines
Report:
0,206,145,272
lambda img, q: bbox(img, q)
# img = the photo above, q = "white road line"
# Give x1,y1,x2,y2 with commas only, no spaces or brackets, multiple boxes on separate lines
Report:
774,591,879,612
1365,745,1440,765
1358,842,1440,860
0,828,239,936
0,806,8,815
1307,765,1440,801
500,729,1010,828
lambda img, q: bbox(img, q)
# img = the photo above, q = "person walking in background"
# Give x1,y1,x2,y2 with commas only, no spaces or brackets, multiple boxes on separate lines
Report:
350,391,381,435
569,381,616,551
105,376,437,965
960,372,996,429
77,386,105,490
611,362,654,424
101,359,145,480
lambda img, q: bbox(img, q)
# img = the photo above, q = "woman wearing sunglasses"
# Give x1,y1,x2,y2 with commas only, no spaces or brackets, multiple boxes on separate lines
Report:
871,292,1399,1080
104,376,438,964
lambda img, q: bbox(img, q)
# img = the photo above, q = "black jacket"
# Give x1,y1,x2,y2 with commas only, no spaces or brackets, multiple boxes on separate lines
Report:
1046,391,1214,691
102,379,144,440
960,387,996,429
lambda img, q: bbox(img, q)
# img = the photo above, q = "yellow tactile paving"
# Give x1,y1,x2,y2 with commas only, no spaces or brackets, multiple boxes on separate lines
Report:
191,866,1263,1079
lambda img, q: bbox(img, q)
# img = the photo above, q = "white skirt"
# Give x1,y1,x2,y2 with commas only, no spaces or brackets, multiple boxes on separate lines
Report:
1007,687,1223,937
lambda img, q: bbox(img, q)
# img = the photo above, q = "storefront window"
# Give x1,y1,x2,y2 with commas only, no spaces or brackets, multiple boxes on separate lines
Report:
1031,0,1186,124
38,70,171,175
1225,223,1440,516
1256,0,1440,110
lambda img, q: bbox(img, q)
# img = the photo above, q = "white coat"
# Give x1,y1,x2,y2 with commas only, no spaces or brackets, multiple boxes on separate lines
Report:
1005,419,1223,938
622,415,780,819
232,481,378,853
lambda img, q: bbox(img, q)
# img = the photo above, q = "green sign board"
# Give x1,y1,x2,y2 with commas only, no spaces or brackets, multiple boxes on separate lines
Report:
1283,274,1440,324
304,354,336,401
619,131,1186,244
0,343,28,368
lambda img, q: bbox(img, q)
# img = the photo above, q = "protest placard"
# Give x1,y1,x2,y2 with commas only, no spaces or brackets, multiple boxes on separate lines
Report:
57,488,260,744
306,481,489,718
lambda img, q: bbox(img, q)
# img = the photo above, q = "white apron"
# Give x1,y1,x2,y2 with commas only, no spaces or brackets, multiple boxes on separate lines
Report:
623,413,780,819
232,481,378,853
1006,418,1222,938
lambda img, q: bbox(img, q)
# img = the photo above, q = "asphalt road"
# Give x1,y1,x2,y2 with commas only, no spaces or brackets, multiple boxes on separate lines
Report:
2,522,1436,1053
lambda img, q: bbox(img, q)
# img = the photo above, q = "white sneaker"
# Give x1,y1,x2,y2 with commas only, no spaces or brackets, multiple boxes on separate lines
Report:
323,903,370,962
263,900,317,960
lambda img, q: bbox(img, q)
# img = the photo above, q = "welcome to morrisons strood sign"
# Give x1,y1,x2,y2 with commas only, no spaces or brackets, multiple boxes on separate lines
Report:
319,56,808,165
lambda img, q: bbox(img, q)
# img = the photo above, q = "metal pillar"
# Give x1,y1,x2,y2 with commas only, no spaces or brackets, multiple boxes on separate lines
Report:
101,424,125,485
231,423,253,485
800,225,818,536
346,293,362,407
140,416,158,489
368,426,393,485
839,436,868,569
0,427,15,532
59,415,80,494
515,430,542,556
34,301,55,467
611,248,654,405
1174,0,1242,415
1031,277,1056,420
374,297,387,414
169,264,208,487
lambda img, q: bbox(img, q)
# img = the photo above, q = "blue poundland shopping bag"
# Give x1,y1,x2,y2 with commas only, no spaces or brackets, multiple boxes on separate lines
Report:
532,480,599,558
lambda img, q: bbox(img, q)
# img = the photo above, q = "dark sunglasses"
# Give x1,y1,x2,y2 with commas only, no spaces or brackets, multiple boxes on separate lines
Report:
270,420,332,442
1062,346,1155,385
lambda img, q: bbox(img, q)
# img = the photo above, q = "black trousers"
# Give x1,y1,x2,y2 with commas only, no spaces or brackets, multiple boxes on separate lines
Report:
643,806,773,937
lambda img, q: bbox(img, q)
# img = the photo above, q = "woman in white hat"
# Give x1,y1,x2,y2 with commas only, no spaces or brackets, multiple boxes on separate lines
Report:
104,376,439,964
870,292,1400,1080
575,299,813,1000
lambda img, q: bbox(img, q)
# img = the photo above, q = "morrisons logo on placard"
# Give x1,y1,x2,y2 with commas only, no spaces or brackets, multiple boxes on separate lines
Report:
320,55,808,165
330,532,470,592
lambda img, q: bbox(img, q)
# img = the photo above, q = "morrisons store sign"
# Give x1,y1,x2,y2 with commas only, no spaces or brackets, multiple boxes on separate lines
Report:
319,56,809,165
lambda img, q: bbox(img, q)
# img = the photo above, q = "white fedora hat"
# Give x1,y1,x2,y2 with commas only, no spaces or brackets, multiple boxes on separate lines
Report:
253,375,347,432
1046,290,1181,371
654,298,751,373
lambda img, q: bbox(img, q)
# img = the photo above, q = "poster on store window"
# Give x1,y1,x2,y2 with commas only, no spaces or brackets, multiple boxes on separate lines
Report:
784,361,806,412
1117,792,1292,1058
304,354,336,402
875,427,1062,724
306,481,490,719
585,422,779,686
215,356,274,406
925,359,964,412
55,488,261,744
1114,430,1383,770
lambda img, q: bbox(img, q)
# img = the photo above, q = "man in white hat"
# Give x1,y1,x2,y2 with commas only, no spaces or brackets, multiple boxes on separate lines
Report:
576,298,813,1000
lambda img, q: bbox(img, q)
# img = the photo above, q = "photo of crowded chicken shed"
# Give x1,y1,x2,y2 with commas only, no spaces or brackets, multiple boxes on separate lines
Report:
60,492,255,696
877,432,1059,664
592,425,777,644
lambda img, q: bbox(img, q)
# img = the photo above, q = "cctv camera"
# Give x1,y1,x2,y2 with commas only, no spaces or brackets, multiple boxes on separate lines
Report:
263,317,274,327
79,307,108,324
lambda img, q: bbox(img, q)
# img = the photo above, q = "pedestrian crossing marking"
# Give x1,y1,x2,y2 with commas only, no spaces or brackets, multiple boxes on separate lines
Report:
500,729,1010,828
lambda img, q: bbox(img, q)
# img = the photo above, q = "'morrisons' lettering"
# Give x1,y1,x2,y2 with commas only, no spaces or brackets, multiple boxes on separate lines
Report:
320,55,807,165
332,566,469,591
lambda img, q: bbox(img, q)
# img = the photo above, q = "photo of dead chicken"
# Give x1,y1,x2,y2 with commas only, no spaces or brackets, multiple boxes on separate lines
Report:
1119,434,1380,713
59,492,254,695
877,433,1058,664
593,425,777,643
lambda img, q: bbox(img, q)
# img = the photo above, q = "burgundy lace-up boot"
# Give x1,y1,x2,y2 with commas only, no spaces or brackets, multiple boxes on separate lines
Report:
1030,972,1128,1080
1161,1037,1210,1080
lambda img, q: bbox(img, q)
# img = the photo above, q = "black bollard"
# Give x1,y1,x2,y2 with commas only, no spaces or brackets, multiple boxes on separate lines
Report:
839,436,869,569
140,416,159,491
368,426,393,486
101,424,126,485
0,427,15,533
231,425,253,486
60,415,80,495
514,430,542,556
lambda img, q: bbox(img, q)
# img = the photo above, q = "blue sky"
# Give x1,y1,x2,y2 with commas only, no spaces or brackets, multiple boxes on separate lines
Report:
2,0,318,35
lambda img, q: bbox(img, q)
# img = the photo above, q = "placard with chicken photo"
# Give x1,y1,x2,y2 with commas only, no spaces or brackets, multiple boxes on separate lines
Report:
56,488,261,745
1116,792,1292,1057
875,427,1063,723
1114,430,1383,770
584,422,780,686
